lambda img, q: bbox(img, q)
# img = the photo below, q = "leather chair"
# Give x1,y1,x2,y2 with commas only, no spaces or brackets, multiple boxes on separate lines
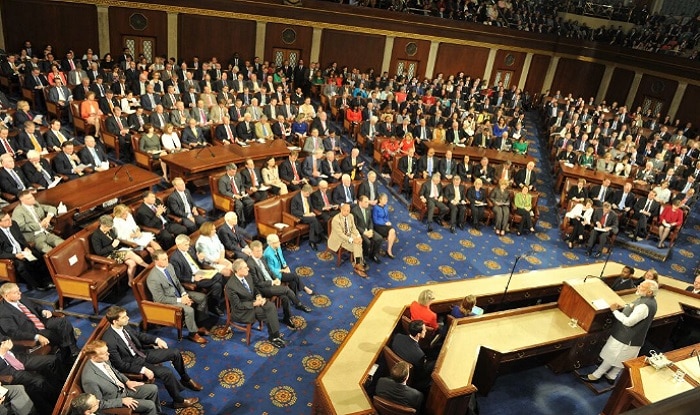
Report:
70,100,96,137
131,134,161,172
373,395,417,415
279,190,310,241
509,190,540,230
45,232,128,314
131,263,184,340
323,219,347,267
0,258,17,283
224,288,263,345
253,196,301,247
209,172,237,213
100,117,121,161
410,178,441,222
21,86,35,108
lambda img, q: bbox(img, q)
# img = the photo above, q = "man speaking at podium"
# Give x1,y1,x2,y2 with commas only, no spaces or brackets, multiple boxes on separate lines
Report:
580,280,658,384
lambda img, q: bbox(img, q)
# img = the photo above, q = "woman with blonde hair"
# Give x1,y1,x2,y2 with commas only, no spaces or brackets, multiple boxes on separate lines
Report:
112,204,161,253
91,215,149,286
409,289,438,329
450,295,484,318
195,221,233,273
262,157,288,195
80,91,103,137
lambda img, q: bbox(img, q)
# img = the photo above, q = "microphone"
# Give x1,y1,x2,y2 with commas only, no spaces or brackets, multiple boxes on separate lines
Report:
206,145,215,158
194,145,212,159
112,164,134,182
498,251,534,309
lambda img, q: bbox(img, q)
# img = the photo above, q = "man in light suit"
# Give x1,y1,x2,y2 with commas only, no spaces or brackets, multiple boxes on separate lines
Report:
217,163,254,225
170,234,226,315
328,203,368,277
47,78,72,123
0,383,34,415
81,340,160,415
586,202,619,258
102,306,201,409
146,250,209,344
166,177,206,233
225,259,287,348
11,190,64,253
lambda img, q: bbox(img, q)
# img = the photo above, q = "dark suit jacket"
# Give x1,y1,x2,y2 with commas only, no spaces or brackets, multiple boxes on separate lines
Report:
215,124,237,142
375,377,424,411
591,208,619,234
20,159,55,188
78,146,108,166
456,162,475,181
170,246,209,283
290,192,310,218
0,168,31,196
246,256,278,290
632,198,660,217
419,180,443,200
235,121,255,141
438,158,457,179
216,223,251,258
44,129,72,149
332,184,356,205
166,189,197,220
567,186,589,201
356,180,379,202
224,275,262,323
102,325,159,374
240,167,264,191
181,126,206,147
320,159,341,178
417,156,439,177
351,205,374,234
397,156,417,175
0,221,31,260
589,185,613,204
391,333,428,376
217,174,246,199
16,131,47,153
610,190,636,210
134,201,167,230
51,152,80,178
0,299,50,341
475,165,495,183
514,169,537,188
443,183,467,203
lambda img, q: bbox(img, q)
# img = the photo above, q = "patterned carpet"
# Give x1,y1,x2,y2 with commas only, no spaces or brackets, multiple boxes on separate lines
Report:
26,112,699,414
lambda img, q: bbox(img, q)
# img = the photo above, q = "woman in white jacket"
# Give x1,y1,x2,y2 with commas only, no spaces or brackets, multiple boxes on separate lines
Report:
565,198,594,249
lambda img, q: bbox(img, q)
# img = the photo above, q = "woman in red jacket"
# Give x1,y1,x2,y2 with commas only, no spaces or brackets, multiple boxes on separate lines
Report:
657,199,684,249
409,289,438,329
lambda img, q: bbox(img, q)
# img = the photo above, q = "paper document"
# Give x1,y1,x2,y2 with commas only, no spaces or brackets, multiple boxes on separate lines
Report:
195,269,219,280
274,223,289,229
592,298,609,310
48,177,62,189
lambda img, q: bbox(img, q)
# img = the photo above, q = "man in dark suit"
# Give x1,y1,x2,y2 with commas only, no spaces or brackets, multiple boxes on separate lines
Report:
475,157,495,184
214,116,237,144
291,184,324,250
0,154,32,196
514,161,538,191
78,136,109,171
81,340,160,415
170,234,225,315
217,163,254,225
390,320,435,391
420,173,449,232
417,148,439,180
235,113,255,141
352,196,382,263
23,68,48,112
240,158,268,201
586,202,619,258
43,119,72,152
278,151,306,191
443,175,468,233
146,251,209,344
16,122,47,155
340,148,365,180
310,180,339,229
375,361,424,411
20,150,58,189
628,190,660,241
397,148,417,196
589,178,613,207
247,241,310,326
320,150,342,183
225,259,287,348
332,174,356,205
52,141,88,179
0,283,79,358
134,191,188,249
301,149,323,186
0,209,54,287
356,171,380,205
102,306,201,409
217,211,253,260
0,337,60,414
105,107,133,162
181,118,208,149
610,182,636,217
166,177,206,233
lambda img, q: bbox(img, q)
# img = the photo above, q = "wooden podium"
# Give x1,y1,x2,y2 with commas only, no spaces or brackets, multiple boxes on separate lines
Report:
558,278,625,332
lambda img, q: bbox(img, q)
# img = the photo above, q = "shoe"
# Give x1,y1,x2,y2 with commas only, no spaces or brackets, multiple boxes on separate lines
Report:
197,327,210,336
282,318,297,329
578,235,584,241
568,242,573,249
174,397,199,408
585,250,592,257
516,232,521,236
187,333,207,344
46,283,56,289
310,242,318,251
182,379,203,391
635,237,643,241
530,228,535,233
458,223,464,230
362,262,370,271
296,304,312,313
386,253,395,259
372,255,381,264
354,265,368,278
594,251,602,258
427,225,433,232
270,337,286,348
35,285,49,292
450,226,456,234
578,374,600,383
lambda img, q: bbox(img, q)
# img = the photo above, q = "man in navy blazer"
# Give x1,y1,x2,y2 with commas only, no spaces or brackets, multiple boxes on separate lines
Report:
216,211,253,260
166,177,206,233
0,212,53,290
102,306,201,409
170,234,225,315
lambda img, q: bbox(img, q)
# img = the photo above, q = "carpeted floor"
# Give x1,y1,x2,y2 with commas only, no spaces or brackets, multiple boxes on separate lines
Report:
24,111,699,414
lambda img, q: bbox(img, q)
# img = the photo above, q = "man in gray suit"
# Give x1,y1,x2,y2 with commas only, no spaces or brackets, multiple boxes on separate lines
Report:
11,190,64,253
81,340,160,415
146,250,209,344
0,383,34,415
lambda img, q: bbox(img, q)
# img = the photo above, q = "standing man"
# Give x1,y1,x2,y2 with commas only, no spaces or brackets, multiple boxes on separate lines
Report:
580,280,658,384
102,306,201,409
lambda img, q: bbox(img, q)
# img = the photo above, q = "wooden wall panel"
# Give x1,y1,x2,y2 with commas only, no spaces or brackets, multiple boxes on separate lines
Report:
109,7,168,60
490,50,526,88
177,14,256,64
550,58,604,101
633,75,677,118
674,84,700,128
434,44,489,80
2,0,98,58
604,68,634,106
319,30,384,72
264,23,313,64
524,54,551,96
389,37,431,80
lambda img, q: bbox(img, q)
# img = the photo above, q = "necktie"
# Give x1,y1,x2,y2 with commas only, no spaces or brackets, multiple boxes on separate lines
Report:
525,171,530,185
683,183,691,193
184,251,199,273
598,187,605,200
344,217,350,235
9,170,25,190
163,268,182,296
407,158,412,174
250,169,257,187
256,258,272,281
363,208,368,224
69,60,75,70
17,302,45,330
345,186,351,202
3,352,25,371
57,87,65,101
103,362,126,390
225,125,232,139
90,148,101,166
619,193,627,209
2,139,15,156
431,184,437,198
122,329,146,358
230,177,239,195
180,192,191,213
240,277,251,293
3,228,21,253
369,184,375,200
428,158,433,174
601,213,607,226
302,196,309,214
644,200,651,212
115,116,123,130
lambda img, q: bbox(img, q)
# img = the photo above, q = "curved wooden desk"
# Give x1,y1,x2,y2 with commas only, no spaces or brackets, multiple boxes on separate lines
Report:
313,262,700,415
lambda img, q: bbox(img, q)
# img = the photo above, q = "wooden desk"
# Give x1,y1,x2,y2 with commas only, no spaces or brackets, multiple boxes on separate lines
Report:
428,142,536,168
555,162,650,195
161,139,290,183
313,263,700,415
602,343,700,415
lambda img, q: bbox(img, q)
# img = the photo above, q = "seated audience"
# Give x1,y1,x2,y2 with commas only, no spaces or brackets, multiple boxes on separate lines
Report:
374,361,423,412
450,295,484,318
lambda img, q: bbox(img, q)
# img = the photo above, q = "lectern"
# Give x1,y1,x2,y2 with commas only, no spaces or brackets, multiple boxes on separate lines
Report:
558,278,625,332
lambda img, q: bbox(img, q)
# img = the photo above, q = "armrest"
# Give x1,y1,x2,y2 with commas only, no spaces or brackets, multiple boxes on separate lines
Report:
0,375,13,384
103,408,133,415
257,223,278,236
86,254,118,266
167,214,183,223
282,212,300,225
54,273,98,289
140,226,162,234
182,282,197,291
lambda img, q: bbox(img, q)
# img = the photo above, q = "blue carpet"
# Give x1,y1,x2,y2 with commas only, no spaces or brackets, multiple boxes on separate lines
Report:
27,111,700,414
